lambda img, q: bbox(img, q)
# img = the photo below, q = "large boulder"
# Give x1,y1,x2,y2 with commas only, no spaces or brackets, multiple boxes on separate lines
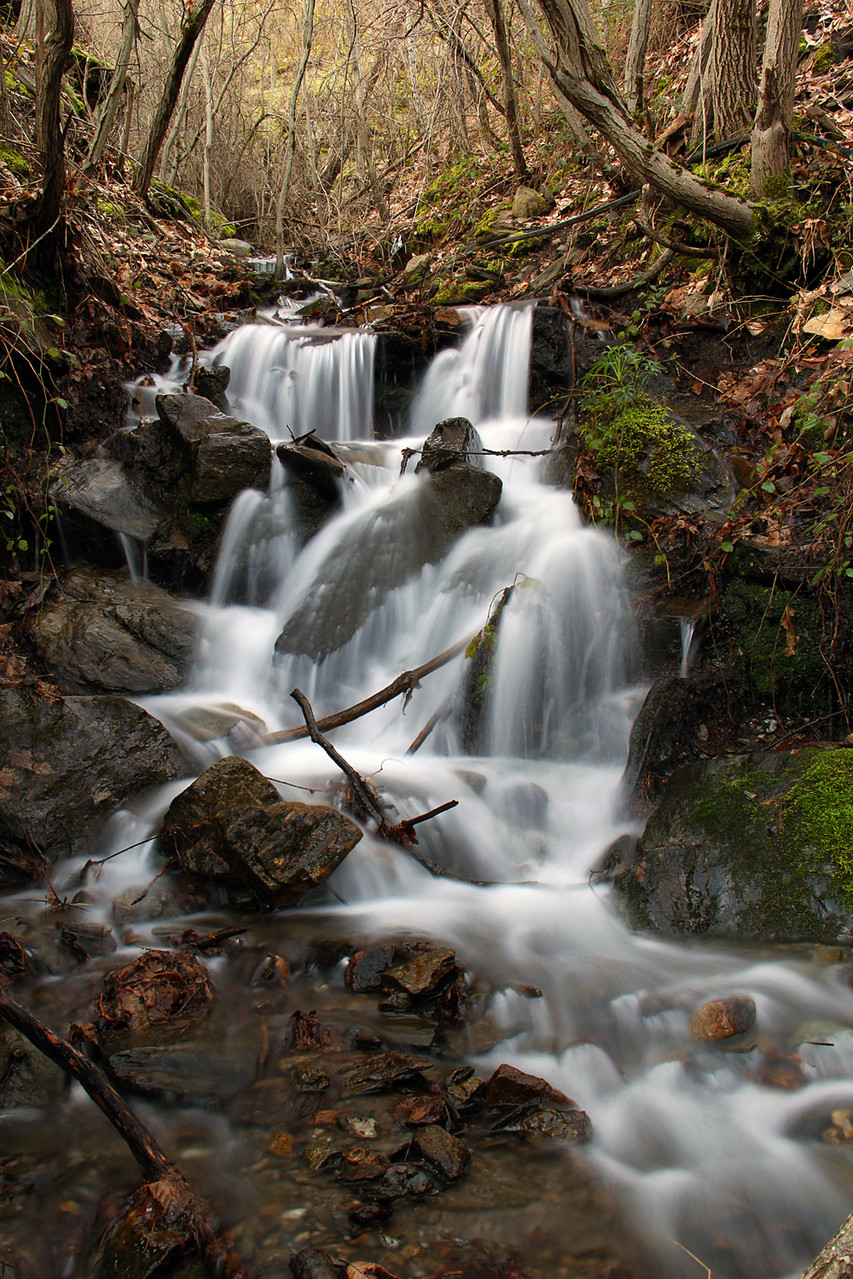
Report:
158,755,362,905
49,456,164,568
154,391,271,504
415,417,483,474
0,689,186,863
27,566,199,694
615,747,853,943
275,432,351,541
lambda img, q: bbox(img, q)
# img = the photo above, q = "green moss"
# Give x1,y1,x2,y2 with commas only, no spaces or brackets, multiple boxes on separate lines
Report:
722,576,826,714
586,397,698,501
96,199,125,222
0,144,29,178
473,207,502,239
811,42,837,74
784,752,853,893
431,278,492,305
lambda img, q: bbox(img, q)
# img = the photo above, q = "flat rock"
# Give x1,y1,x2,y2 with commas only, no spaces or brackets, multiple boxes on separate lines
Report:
481,1062,573,1109
155,391,271,504
50,455,163,565
0,688,186,860
411,1123,470,1180
340,1049,436,1096
27,566,199,694
107,1044,254,1098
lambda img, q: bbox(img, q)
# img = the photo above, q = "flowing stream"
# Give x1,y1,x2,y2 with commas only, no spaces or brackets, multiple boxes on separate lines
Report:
5,304,853,1279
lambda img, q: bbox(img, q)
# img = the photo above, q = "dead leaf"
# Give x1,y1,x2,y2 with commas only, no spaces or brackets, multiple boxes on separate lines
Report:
781,604,797,657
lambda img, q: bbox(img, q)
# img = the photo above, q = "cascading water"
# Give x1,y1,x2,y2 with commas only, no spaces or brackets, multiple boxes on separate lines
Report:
10,304,853,1279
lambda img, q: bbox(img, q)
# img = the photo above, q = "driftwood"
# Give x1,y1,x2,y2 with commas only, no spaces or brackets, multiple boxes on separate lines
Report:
263,635,471,746
289,686,494,885
0,980,248,1277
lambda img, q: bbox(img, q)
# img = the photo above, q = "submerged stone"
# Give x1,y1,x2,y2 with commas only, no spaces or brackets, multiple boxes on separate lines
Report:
689,996,756,1042
410,1123,470,1180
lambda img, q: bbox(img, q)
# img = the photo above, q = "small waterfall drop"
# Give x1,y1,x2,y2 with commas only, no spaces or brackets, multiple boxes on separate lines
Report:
35,305,853,1279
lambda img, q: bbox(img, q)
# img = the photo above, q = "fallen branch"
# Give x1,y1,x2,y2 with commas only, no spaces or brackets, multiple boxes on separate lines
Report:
634,218,720,259
289,688,487,885
0,981,248,1277
263,635,471,746
575,248,676,300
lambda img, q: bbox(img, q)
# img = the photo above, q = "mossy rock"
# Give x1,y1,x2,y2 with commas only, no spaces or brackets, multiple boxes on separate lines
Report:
431,279,492,305
0,144,29,178
616,747,853,942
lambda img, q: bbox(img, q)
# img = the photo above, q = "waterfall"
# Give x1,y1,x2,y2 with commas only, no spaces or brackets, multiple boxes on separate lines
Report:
43,306,853,1279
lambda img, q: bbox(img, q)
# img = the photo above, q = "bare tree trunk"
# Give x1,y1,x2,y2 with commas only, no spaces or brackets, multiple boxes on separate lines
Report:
483,0,529,178
624,0,652,114
34,0,45,146
81,0,139,177
275,0,314,276
200,49,213,231
33,0,73,236
751,0,804,195
799,1210,853,1279
522,0,754,236
117,78,134,174
133,0,217,199
160,38,202,184
712,0,756,137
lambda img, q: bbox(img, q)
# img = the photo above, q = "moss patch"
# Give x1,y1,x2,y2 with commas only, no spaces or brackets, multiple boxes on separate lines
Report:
0,144,29,178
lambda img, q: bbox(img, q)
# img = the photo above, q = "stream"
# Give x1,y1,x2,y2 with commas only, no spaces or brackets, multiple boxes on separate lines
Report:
3,303,853,1279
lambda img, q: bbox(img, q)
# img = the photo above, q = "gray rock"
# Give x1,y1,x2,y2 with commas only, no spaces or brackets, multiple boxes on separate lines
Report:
0,689,186,858
27,566,199,694
276,432,349,540
616,748,853,942
218,238,253,256
194,363,231,412
275,463,502,661
50,456,163,565
402,252,431,284
155,391,271,504
512,185,555,219
416,416,483,474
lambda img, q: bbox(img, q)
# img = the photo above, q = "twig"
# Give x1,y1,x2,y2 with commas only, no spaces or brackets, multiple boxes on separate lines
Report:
575,248,676,299
634,218,719,259
263,635,471,746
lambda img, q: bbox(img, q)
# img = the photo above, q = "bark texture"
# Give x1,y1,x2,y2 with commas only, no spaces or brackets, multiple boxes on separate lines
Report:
712,0,757,137
33,0,74,235
751,0,804,194
799,1211,853,1279
133,0,217,199
483,0,530,178
624,0,652,114
524,0,754,236
82,0,139,177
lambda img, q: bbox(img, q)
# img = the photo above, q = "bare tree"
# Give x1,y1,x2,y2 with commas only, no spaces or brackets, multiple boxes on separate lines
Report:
133,0,217,199
33,0,74,236
275,0,315,275
482,0,529,178
82,0,139,178
624,0,652,114
520,0,754,236
689,0,756,146
751,0,804,194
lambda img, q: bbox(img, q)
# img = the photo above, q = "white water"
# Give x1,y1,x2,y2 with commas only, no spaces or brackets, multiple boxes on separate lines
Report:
58,307,853,1275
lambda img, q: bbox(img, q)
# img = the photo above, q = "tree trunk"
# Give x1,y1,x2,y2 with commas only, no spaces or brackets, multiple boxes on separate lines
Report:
133,0,217,199
483,0,529,178
624,0,652,114
523,0,754,236
33,0,74,236
684,0,716,148
799,1210,853,1279
275,0,314,276
81,0,139,177
159,38,202,184
712,0,756,137
200,49,213,232
751,0,804,195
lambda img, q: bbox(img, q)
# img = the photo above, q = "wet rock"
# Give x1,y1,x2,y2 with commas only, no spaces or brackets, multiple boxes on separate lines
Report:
338,1114,379,1139
340,1049,436,1096
415,417,483,473
345,943,398,991
347,1201,394,1226
275,463,501,661
159,754,281,877
410,1123,470,1180
291,1062,331,1092
276,432,351,541
376,1163,435,1201
221,801,362,906
0,1027,66,1109
290,1248,344,1279
481,1062,573,1109
444,1065,485,1107
282,1009,341,1050
49,456,162,567
689,996,756,1042
302,1142,343,1172
194,362,231,411
27,567,199,694
496,781,549,830
0,688,186,861
159,754,362,904
91,1184,207,1279
383,943,456,997
107,1045,255,1098
337,1148,390,1183
58,921,116,960
758,1048,807,1090
615,748,853,943
394,1094,447,1127
518,1106,592,1142
94,950,214,1040
154,391,271,504
0,932,29,978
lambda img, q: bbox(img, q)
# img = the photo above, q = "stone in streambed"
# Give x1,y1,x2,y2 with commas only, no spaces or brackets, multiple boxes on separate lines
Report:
410,1124,470,1180
154,391,271,504
158,754,362,905
0,688,185,862
27,566,199,694
345,942,398,991
689,996,756,1042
